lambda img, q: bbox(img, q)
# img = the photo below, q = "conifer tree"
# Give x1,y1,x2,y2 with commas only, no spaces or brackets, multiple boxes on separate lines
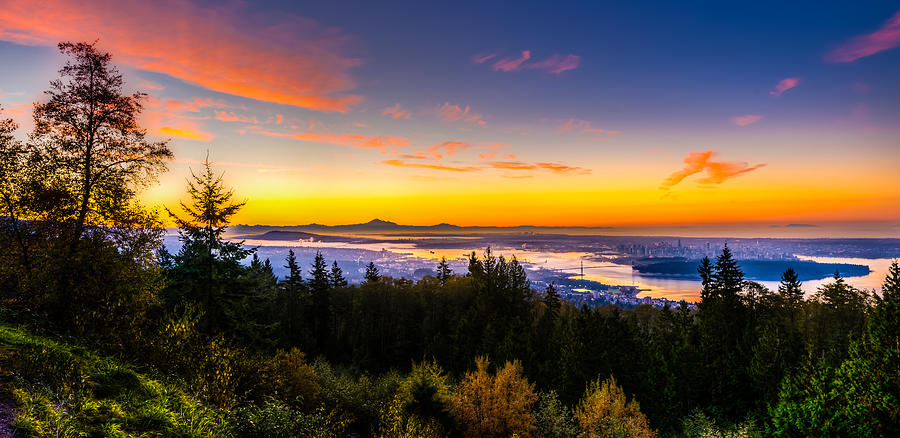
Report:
543,282,561,320
280,249,304,294
308,251,331,352
279,249,304,345
778,268,803,302
437,257,452,285
714,244,744,298
167,158,252,332
330,260,348,288
697,256,715,300
365,261,380,284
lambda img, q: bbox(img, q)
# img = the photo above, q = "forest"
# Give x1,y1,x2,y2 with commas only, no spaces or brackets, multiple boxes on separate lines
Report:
0,42,898,437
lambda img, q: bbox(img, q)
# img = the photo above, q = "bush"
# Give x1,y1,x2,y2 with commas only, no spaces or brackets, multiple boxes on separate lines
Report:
534,390,579,438
574,376,655,438
263,347,321,407
451,357,538,438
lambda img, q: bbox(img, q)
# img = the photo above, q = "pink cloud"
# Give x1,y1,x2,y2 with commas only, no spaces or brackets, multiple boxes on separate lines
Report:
252,128,411,150
661,151,766,188
492,50,531,72
528,54,580,74
558,118,615,138
214,110,258,124
0,0,363,112
769,78,800,97
436,102,486,126
380,159,479,172
472,53,497,64
732,114,763,126
276,114,284,124
825,10,900,62
382,103,411,119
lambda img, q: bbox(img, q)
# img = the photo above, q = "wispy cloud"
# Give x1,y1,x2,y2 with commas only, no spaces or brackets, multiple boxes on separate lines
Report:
382,103,411,119
0,0,363,112
159,126,214,142
492,50,531,72
380,160,479,172
214,110,258,124
380,158,589,175
472,53,497,64
251,127,412,151
825,10,900,62
558,118,617,139
436,102,486,126
661,151,765,188
486,161,590,174
732,114,763,126
770,78,799,97
480,50,580,74
528,54,580,74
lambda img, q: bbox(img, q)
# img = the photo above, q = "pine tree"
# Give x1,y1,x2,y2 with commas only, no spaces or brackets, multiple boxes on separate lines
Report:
697,256,715,300
365,261,380,284
308,251,331,352
330,260,348,288
167,158,252,332
279,249,304,345
309,251,330,292
280,249,304,294
715,244,744,298
437,257,452,285
543,282,561,319
779,268,803,302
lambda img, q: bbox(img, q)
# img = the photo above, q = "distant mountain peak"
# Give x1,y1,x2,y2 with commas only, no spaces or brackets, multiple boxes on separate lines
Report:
365,219,397,226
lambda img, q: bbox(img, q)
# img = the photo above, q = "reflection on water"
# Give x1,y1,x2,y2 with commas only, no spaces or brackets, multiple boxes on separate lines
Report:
215,234,896,303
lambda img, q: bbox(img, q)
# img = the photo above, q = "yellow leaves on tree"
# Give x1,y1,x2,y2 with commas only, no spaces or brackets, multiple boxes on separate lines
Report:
575,376,655,438
451,357,538,438
265,348,321,408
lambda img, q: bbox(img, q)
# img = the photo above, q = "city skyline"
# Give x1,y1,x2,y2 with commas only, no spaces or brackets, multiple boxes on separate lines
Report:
0,0,898,232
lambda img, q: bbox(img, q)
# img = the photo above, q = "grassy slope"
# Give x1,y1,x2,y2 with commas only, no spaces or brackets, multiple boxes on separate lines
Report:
0,323,229,437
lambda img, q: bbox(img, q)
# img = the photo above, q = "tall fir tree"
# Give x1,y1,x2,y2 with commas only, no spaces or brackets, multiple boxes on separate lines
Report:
697,256,715,300
437,257,452,285
167,158,252,333
543,282,561,320
279,249,305,345
364,261,380,284
714,244,744,299
779,268,803,302
330,260,348,288
308,251,331,353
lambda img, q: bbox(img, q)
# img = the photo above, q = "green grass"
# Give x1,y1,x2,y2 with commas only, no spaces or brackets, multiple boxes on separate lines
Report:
0,323,230,437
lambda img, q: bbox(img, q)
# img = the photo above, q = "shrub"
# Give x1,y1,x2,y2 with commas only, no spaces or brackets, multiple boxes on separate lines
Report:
451,357,538,438
574,376,655,438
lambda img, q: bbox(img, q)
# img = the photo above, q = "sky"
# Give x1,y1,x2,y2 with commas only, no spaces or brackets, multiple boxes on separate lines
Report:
0,0,898,235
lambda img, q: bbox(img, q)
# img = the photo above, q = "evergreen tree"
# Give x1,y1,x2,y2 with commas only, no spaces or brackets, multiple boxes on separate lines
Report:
697,257,715,300
166,158,252,333
543,282,561,319
365,261,380,284
437,257,452,285
308,251,331,353
280,249,304,294
330,260,348,288
279,249,305,345
714,244,744,298
779,268,803,303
